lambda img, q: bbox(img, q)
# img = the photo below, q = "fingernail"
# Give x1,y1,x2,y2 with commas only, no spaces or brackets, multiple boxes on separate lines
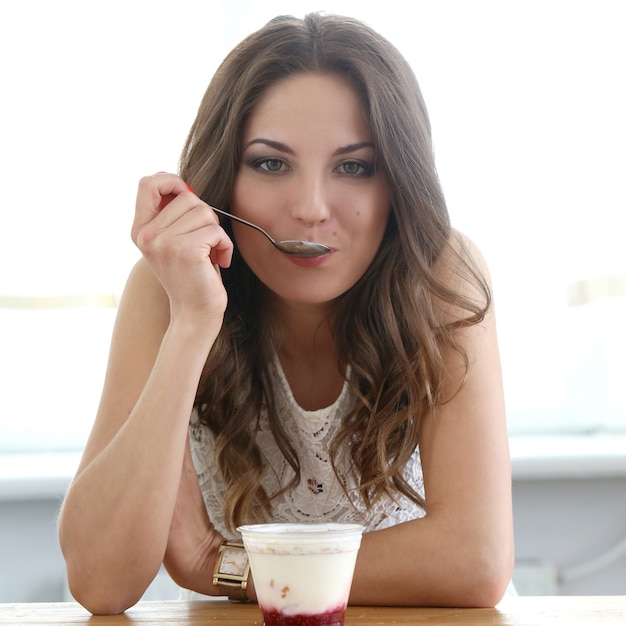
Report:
186,183,195,193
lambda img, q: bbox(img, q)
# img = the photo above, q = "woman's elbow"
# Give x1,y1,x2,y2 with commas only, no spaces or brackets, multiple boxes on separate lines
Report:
68,585,142,616
462,569,512,608
460,539,515,607
65,564,145,615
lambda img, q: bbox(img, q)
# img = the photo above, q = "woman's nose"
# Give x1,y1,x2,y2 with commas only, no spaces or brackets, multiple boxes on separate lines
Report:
290,177,331,226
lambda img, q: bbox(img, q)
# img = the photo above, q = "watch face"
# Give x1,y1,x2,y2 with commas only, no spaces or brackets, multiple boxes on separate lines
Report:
219,547,248,577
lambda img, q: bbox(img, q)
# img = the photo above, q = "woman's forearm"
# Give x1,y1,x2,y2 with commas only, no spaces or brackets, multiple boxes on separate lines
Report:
349,514,513,608
58,320,214,614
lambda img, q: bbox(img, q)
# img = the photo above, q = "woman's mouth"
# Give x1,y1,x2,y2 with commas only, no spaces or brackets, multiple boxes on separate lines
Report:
283,249,335,267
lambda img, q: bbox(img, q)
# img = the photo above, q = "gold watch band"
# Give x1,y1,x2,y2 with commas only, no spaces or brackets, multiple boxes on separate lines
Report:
217,579,249,602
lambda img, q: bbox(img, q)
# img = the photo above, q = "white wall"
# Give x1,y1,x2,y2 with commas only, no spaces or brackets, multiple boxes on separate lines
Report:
0,499,67,602
513,477,626,595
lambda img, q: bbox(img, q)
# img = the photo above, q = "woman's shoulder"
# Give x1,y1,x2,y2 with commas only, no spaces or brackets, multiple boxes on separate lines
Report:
432,229,492,326
119,258,169,315
438,229,490,276
124,256,168,297
111,258,170,345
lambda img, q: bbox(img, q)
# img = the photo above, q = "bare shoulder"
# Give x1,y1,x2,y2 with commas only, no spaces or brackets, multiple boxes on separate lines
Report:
106,257,171,395
435,229,491,284
104,258,171,367
115,257,170,334
432,229,493,327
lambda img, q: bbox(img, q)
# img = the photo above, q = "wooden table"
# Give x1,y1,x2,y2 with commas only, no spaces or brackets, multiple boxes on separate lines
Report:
1,597,624,625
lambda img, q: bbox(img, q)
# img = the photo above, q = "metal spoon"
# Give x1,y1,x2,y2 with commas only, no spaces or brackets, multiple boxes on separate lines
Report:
212,207,331,258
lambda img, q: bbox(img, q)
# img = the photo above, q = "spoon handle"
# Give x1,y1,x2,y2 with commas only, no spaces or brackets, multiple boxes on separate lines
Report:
211,206,275,244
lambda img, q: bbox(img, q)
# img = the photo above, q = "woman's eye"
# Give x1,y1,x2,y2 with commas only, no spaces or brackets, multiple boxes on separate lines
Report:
337,160,373,177
254,158,288,173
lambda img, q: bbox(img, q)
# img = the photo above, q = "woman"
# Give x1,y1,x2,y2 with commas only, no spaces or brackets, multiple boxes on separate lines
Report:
58,13,514,614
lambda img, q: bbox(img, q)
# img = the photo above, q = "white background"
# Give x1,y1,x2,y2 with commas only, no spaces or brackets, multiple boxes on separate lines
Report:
1,0,625,453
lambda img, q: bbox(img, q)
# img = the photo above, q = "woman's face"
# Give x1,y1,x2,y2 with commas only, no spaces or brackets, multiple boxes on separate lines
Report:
231,72,392,306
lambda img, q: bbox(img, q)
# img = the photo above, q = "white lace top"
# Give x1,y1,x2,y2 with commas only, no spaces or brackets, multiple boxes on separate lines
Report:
189,356,425,540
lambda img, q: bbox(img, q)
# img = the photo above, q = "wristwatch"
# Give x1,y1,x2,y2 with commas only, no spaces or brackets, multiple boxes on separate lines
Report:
212,540,250,601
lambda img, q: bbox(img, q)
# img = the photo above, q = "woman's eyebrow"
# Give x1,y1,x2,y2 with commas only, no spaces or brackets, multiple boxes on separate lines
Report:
243,139,374,156
243,138,295,154
333,141,374,156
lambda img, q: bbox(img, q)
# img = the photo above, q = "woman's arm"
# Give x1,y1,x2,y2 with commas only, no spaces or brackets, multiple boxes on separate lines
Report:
347,237,514,607
58,174,233,614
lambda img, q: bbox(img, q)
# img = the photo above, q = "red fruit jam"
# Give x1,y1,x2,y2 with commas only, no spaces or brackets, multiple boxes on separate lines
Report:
261,606,346,626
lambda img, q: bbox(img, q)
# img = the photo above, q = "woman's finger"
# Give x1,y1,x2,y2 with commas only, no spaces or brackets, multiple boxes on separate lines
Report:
135,202,224,259
131,173,190,244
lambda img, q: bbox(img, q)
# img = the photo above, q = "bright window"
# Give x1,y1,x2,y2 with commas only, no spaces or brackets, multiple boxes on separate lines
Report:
1,0,625,456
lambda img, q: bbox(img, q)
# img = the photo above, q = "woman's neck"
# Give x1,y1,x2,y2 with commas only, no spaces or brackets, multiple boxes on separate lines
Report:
269,298,344,410
269,296,333,353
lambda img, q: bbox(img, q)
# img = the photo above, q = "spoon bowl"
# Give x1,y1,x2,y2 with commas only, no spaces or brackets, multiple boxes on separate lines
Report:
212,207,330,258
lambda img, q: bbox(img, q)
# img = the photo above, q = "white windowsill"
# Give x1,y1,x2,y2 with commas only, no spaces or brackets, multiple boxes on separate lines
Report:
509,434,626,481
1,435,625,501
0,452,80,501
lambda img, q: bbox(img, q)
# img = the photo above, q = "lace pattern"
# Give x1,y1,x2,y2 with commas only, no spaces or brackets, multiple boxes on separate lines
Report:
189,356,425,539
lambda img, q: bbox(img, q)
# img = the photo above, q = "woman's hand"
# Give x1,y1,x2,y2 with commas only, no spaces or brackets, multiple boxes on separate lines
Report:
131,172,233,328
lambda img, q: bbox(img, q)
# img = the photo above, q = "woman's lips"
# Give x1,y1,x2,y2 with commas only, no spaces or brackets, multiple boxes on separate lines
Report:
283,249,335,266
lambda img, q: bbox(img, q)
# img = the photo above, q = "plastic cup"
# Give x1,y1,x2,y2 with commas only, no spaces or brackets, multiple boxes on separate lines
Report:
238,522,364,626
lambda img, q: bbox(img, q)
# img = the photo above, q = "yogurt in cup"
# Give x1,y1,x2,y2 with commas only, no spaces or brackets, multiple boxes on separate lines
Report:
238,522,364,626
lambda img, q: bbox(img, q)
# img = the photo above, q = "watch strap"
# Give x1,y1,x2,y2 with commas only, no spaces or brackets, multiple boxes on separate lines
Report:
217,579,249,601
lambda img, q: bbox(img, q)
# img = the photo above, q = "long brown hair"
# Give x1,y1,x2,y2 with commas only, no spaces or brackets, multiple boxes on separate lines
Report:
179,13,490,532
